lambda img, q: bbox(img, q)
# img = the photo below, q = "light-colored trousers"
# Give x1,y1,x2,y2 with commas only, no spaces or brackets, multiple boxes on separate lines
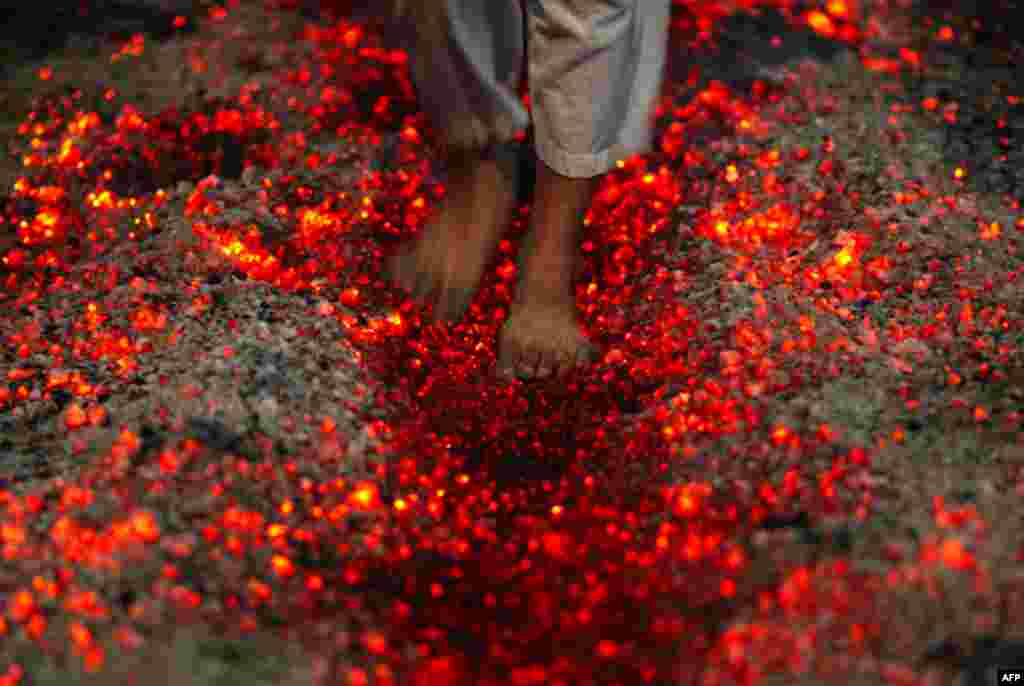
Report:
406,0,672,179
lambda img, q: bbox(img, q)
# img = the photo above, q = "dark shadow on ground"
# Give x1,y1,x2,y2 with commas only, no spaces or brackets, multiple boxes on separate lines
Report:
899,0,1024,200
0,0,200,79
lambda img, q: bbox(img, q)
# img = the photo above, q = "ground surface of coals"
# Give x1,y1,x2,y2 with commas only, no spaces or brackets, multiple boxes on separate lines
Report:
897,0,1024,200
0,0,200,78
0,1,1023,685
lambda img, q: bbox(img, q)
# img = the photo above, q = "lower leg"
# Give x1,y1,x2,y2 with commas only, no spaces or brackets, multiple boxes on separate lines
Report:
516,158,599,308
388,145,519,322
387,0,529,322
497,158,600,379
497,0,668,378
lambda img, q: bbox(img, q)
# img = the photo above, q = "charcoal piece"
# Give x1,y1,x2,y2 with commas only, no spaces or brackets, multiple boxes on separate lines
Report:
185,416,243,454
759,511,810,531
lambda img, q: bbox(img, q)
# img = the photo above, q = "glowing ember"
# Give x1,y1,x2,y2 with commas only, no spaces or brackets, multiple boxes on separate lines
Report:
0,1,1019,684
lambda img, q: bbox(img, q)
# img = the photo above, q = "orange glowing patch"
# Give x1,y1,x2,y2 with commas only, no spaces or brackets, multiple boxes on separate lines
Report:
805,10,836,37
348,482,380,510
825,0,851,19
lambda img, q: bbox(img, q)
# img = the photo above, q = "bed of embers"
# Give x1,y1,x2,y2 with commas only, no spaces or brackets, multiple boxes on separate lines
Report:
0,0,1022,684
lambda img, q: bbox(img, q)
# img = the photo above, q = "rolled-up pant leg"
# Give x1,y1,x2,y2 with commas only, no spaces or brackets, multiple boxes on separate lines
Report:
408,0,531,154
526,0,672,178
408,0,671,179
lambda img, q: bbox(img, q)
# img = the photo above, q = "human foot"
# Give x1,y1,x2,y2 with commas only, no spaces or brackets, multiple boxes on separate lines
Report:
496,160,599,380
497,298,595,379
387,148,519,322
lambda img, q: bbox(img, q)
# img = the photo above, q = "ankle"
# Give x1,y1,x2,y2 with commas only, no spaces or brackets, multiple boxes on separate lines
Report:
516,264,575,309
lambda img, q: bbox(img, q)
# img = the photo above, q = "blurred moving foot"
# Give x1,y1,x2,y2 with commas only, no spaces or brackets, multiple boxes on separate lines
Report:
387,148,519,323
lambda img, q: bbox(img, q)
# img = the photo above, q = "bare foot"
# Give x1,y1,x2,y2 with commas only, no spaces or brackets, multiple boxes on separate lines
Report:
387,149,518,322
496,160,599,380
497,298,595,379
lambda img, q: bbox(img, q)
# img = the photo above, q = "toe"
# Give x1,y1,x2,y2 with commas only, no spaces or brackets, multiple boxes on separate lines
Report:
495,332,517,379
547,346,582,379
500,343,538,381
539,350,566,379
531,360,553,379
551,350,576,378
497,350,520,380
516,347,546,379
574,338,596,368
